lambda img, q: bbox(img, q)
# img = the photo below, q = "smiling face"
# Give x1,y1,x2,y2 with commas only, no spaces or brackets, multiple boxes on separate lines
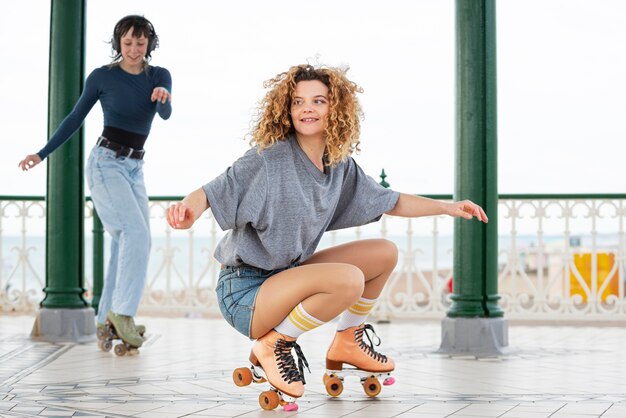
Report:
290,80,330,140
119,27,149,71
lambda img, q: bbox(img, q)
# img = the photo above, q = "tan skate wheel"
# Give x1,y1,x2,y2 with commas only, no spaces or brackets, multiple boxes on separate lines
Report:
233,367,253,386
363,376,381,397
96,328,107,340
324,374,343,397
259,390,280,410
114,344,127,356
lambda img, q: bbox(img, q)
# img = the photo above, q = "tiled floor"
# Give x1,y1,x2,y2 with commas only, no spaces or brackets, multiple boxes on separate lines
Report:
1,314,625,417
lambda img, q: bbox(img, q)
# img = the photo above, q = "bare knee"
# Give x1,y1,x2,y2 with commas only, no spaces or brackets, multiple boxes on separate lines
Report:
376,239,398,270
333,264,365,304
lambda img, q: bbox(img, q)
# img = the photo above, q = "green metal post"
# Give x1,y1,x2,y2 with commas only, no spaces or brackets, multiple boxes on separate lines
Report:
379,169,390,188
448,0,502,318
92,209,104,313
40,0,88,309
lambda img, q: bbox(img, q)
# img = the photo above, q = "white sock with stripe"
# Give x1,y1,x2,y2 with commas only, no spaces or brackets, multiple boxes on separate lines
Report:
335,296,376,331
274,302,325,339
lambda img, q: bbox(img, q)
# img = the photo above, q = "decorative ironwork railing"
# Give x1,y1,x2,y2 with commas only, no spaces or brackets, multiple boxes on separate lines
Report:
1,194,625,321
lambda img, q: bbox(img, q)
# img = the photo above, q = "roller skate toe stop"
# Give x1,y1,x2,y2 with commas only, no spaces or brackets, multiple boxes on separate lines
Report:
283,403,298,411
383,376,395,386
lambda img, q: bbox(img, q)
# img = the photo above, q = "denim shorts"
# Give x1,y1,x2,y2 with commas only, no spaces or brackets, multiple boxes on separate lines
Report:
216,264,296,338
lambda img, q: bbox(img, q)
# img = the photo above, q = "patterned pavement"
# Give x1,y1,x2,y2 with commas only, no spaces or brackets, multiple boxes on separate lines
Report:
1,315,625,417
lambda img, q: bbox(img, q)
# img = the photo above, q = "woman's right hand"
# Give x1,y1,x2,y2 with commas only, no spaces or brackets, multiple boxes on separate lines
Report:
166,202,196,229
18,154,42,171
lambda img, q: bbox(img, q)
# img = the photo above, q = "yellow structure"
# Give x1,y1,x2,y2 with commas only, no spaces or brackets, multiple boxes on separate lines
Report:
570,253,619,302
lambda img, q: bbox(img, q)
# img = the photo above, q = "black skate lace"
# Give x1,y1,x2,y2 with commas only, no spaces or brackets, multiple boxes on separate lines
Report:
275,339,310,385
355,324,388,363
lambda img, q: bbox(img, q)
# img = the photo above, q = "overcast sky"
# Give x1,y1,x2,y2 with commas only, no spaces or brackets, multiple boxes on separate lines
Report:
1,0,625,197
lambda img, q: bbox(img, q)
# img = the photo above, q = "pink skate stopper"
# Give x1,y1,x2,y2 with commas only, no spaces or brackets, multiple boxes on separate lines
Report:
383,377,395,386
283,403,299,412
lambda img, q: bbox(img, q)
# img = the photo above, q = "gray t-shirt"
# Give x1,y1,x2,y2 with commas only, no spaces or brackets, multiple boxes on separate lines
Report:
203,135,400,270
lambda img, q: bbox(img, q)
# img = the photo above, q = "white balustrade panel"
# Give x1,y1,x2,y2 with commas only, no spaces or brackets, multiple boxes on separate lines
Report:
1,198,624,321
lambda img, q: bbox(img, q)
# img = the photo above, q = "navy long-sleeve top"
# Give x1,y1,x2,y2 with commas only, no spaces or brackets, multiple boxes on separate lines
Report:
37,64,172,160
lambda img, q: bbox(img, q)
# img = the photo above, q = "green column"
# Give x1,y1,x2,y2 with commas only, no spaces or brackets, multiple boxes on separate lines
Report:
448,0,502,318
91,209,105,313
40,0,88,309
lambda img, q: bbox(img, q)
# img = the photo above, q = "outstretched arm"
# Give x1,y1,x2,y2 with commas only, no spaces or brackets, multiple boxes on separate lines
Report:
18,69,100,171
386,193,488,223
166,187,210,229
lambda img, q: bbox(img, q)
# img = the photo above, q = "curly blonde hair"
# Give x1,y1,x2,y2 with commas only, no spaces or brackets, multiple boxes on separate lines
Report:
251,64,363,166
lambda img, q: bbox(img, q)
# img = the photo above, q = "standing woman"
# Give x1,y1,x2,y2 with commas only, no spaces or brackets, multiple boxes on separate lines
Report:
19,15,172,349
166,64,487,406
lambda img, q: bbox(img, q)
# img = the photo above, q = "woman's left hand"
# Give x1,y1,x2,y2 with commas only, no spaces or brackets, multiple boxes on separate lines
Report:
151,87,171,104
446,200,488,223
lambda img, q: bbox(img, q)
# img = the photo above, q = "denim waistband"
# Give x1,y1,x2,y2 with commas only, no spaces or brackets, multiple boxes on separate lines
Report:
221,261,300,276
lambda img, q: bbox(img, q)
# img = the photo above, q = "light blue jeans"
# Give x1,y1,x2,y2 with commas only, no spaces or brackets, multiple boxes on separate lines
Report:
86,145,151,324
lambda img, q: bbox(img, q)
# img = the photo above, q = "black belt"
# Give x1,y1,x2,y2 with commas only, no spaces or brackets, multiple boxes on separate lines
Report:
96,136,145,160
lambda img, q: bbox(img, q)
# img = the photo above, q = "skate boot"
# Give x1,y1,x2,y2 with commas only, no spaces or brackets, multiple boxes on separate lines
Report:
324,324,395,397
96,319,146,355
104,311,144,356
232,330,309,411
97,322,145,338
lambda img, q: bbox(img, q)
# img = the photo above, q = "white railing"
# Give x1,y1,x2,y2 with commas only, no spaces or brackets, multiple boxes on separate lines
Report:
0,199,46,312
1,196,624,321
496,198,625,320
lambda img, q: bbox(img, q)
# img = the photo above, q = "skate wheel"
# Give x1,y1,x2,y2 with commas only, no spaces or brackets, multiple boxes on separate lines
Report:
363,376,381,397
114,344,127,356
99,340,112,352
259,390,280,410
323,372,339,384
383,376,395,386
283,402,298,411
96,328,107,340
324,374,343,397
233,367,253,387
